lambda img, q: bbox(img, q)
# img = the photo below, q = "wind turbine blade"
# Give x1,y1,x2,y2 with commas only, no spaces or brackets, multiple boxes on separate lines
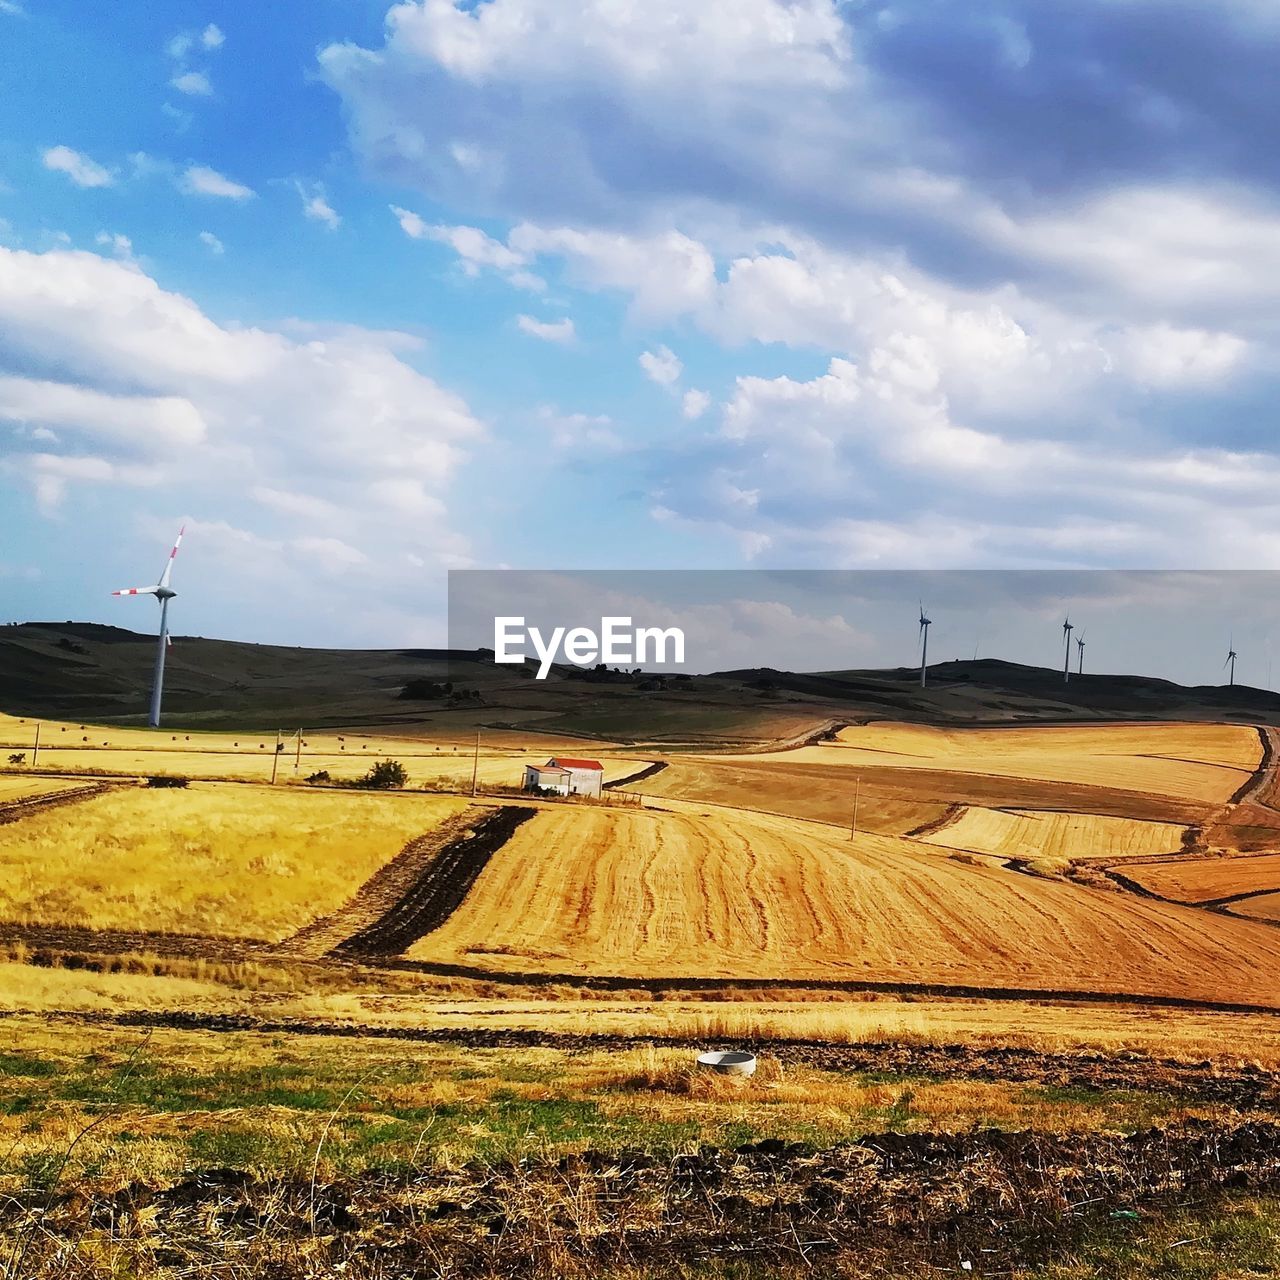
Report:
112,586,159,596
158,525,186,590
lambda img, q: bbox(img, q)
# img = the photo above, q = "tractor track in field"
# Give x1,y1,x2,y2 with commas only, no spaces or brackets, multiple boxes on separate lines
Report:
0,781,120,825
904,803,965,839
276,805,538,960
15,1008,1280,1107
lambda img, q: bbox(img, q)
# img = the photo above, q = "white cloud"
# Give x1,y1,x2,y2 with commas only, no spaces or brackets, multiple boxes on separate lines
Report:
167,33,194,59
639,345,683,388
180,165,254,200
202,23,225,50
298,183,341,230
392,207,543,289
537,407,624,451
1118,324,1250,387
171,70,213,96
42,146,114,189
682,389,711,420
198,230,224,255
94,232,133,259
0,375,206,450
0,245,482,560
517,314,575,343
0,1,26,15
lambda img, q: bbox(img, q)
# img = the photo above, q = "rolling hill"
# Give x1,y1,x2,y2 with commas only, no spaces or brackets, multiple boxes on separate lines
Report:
4,621,1280,743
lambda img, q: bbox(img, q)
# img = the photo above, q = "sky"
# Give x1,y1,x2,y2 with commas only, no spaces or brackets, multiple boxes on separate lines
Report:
3,1,1280,659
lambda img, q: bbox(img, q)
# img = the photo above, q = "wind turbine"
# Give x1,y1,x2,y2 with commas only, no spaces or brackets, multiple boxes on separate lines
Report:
1225,640,1238,688
1061,617,1074,685
1076,630,1086,676
918,604,932,689
112,527,185,728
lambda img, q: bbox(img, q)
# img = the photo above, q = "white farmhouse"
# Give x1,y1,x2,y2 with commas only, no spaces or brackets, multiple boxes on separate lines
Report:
522,756,605,797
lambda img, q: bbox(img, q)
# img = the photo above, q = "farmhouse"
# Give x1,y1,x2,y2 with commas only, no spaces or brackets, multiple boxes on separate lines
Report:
523,757,605,797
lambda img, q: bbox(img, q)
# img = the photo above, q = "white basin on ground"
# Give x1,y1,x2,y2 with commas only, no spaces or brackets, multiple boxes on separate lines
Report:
696,1050,757,1077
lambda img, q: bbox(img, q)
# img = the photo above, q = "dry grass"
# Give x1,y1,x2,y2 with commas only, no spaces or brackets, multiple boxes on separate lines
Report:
731,721,1261,803
0,784,469,939
404,804,1280,1005
0,712,646,787
918,806,1187,869
0,1017,1228,1195
1122,852,1280,904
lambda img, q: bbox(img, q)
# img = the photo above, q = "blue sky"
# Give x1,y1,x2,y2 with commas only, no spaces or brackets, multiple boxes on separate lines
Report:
3,0,1280,651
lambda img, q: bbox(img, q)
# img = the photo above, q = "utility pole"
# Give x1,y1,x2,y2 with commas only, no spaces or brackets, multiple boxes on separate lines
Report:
470,728,481,797
295,728,303,774
850,775,861,841
32,722,40,769
270,728,281,785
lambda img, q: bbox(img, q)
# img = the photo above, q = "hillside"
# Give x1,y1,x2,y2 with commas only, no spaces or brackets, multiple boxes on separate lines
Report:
3,621,1280,742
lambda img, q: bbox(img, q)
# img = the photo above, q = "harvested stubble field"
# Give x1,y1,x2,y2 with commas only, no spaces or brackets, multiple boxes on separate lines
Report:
0,777,86,803
1234,892,1280,924
405,804,1280,1006
0,712,643,787
1121,853,1280,905
729,721,1262,803
918,807,1187,869
0,784,469,940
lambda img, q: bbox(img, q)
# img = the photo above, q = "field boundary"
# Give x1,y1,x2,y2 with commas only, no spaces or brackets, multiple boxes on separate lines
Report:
0,781,120,825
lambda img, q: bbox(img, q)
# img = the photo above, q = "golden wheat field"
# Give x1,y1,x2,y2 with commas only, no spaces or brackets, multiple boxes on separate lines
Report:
918,807,1187,867
724,721,1261,803
0,784,469,940
0,712,642,787
1122,853,1280,904
0,776,87,802
406,804,1280,1005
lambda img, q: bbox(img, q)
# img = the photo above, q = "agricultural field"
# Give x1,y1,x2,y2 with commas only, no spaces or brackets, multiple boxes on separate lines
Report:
0,775,87,803
1233,892,1280,924
0,784,469,940
917,806,1187,870
406,804,1280,1006
0,711,644,787
734,721,1262,803
1121,852,1280,905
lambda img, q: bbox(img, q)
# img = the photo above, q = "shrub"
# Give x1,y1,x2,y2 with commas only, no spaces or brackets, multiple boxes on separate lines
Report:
146,775,189,789
358,759,408,790
305,770,332,784
7,753,25,765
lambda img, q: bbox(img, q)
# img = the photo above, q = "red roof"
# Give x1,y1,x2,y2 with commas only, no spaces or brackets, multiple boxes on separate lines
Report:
548,757,604,772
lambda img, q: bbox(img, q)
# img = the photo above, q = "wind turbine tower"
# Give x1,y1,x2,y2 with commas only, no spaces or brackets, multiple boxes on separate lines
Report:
1076,631,1086,676
918,605,932,689
1225,642,1238,688
112,527,185,728
1061,617,1074,685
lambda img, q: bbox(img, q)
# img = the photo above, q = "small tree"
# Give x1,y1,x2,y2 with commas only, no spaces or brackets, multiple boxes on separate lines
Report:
7,753,25,766
360,759,408,790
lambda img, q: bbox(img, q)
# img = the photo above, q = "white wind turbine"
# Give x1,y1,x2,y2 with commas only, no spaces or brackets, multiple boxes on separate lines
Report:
1061,617,1074,685
918,603,932,689
1225,639,1238,688
112,527,185,728
1076,630,1086,676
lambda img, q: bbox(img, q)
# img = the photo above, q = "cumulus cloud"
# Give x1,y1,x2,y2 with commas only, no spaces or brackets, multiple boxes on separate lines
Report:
42,146,114,189
517,314,575,343
639,345,683,388
94,231,133,259
202,23,225,50
179,165,254,200
0,245,482,582
682,389,712,420
198,230,224,255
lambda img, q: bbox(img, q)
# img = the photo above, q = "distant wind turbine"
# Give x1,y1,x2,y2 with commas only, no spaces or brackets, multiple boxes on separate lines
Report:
1225,640,1238,688
1076,630,1086,676
112,527,185,728
918,604,932,689
1061,617,1074,685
